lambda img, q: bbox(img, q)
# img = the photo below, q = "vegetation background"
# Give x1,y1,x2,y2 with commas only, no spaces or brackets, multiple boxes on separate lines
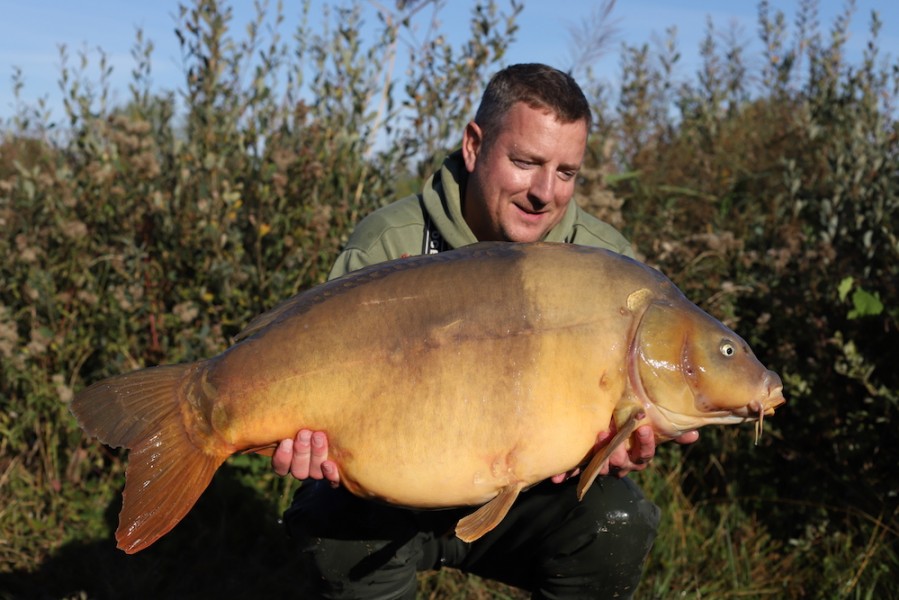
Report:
1,0,896,597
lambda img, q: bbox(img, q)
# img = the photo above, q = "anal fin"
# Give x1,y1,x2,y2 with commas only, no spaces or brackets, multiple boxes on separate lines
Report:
455,482,525,543
576,407,642,501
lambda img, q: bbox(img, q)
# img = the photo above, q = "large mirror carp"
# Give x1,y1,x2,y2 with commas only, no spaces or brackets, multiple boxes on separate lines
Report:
71,242,786,554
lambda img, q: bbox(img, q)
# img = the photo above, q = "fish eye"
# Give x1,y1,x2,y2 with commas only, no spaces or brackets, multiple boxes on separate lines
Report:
720,340,736,357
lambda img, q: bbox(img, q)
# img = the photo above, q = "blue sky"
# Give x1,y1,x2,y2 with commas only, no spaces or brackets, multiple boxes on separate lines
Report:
2,1,897,124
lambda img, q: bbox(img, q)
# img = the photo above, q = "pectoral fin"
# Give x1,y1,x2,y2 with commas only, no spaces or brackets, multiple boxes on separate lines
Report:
576,407,643,501
455,482,525,542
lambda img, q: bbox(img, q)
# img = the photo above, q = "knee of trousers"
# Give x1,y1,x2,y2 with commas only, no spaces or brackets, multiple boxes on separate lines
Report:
293,533,421,600
580,476,660,551
284,482,425,599
537,477,660,592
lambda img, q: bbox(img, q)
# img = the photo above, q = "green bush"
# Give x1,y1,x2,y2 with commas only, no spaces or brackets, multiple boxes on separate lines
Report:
1,0,896,597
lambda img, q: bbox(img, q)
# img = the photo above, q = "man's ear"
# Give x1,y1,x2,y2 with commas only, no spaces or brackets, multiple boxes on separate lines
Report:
461,121,483,173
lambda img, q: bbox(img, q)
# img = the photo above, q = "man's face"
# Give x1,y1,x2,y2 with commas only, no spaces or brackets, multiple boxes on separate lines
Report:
461,102,588,243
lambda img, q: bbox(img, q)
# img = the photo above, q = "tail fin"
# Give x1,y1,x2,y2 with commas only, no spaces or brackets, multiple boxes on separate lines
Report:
70,364,229,554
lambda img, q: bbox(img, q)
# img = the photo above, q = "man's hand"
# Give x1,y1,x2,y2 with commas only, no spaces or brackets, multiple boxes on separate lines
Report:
272,429,340,486
608,425,700,476
551,423,700,483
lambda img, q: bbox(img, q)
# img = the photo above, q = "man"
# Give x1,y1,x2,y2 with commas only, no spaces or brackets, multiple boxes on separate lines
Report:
273,63,698,599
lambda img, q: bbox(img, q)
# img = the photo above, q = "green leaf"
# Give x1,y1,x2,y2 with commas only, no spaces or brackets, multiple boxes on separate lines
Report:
848,288,884,319
837,276,853,302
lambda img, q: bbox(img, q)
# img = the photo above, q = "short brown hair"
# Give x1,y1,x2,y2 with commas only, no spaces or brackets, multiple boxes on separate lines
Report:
474,63,592,140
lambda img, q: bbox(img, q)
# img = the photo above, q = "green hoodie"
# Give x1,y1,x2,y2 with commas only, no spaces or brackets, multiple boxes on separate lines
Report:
328,150,634,280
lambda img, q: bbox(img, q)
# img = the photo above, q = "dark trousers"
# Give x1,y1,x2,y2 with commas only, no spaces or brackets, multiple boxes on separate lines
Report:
284,475,660,599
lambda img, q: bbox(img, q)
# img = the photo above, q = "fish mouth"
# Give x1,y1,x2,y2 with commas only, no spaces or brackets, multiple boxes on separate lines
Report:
731,392,786,419
697,369,785,418
750,377,786,443
643,376,786,440
750,373,786,415
716,374,785,444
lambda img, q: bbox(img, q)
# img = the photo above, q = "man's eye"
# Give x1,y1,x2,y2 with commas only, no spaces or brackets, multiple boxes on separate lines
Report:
559,170,577,181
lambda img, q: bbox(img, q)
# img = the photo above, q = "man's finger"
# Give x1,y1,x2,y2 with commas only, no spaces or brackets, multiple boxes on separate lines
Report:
308,431,329,479
272,438,292,476
676,430,700,445
289,429,314,480
321,460,340,486
631,426,656,465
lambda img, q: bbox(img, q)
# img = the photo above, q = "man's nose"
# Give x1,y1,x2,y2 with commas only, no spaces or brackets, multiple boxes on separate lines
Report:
529,168,555,204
